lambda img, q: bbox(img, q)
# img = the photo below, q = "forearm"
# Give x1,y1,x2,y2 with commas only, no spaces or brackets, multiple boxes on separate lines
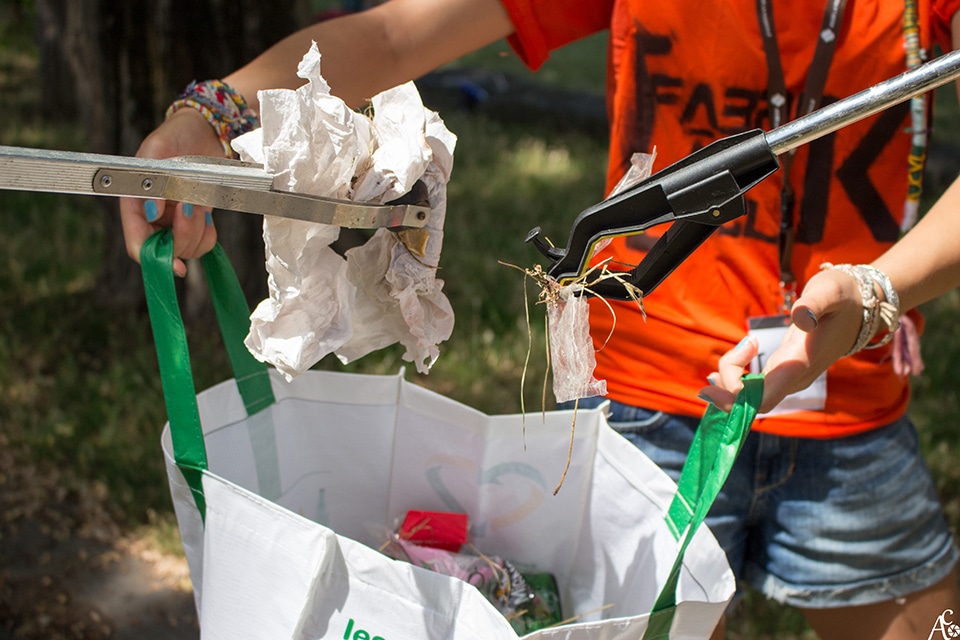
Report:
873,176,960,312
224,0,514,111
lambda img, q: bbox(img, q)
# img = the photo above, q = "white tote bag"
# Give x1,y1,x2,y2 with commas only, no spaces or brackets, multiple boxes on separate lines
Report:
142,231,761,640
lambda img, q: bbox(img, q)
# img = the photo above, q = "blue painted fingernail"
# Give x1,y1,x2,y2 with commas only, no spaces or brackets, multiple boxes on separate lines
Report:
735,336,751,349
205,210,213,226
805,308,819,329
707,375,717,386
144,200,159,222
183,203,194,219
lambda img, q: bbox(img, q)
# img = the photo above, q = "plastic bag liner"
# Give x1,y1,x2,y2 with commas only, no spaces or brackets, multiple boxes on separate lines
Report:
141,229,762,640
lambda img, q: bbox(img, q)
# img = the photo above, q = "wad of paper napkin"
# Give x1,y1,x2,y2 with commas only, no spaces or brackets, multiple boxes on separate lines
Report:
232,41,456,380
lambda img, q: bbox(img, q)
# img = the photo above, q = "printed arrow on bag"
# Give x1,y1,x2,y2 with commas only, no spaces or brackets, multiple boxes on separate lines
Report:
425,457,549,538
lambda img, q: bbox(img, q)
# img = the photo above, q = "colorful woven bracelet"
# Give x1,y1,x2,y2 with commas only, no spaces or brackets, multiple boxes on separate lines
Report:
166,79,259,157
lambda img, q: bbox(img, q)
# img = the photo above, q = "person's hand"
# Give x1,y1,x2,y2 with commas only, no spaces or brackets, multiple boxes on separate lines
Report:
698,269,863,413
119,108,223,277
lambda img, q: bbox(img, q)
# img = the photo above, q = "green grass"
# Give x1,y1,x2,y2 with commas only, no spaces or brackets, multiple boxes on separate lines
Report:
1,12,959,638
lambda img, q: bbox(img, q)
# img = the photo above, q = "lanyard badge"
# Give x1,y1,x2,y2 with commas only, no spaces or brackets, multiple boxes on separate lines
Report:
747,315,827,415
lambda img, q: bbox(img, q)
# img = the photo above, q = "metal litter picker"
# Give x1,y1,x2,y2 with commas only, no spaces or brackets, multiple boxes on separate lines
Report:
0,151,434,237
526,47,960,299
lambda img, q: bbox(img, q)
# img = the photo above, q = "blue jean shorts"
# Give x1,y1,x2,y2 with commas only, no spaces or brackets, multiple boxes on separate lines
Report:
574,397,960,608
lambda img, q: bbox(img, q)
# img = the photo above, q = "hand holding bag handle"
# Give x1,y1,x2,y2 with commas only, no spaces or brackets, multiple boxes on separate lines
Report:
140,229,275,518
643,374,763,639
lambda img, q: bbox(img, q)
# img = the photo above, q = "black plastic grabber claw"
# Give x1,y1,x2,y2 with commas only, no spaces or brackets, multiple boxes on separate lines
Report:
526,130,778,300
526,47,960,300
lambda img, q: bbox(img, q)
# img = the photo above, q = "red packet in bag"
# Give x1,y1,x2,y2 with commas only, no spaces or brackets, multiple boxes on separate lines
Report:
399,510,468,552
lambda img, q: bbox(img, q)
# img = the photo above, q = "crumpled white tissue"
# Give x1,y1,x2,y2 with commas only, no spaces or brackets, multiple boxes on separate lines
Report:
232,42,455,380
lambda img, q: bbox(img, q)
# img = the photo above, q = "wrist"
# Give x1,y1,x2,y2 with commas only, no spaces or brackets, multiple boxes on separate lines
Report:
165,79,259,157
820,262,901,355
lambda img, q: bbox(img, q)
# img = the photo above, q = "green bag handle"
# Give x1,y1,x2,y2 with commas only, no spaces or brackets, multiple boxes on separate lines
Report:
642,375,764,639
140,230,275,518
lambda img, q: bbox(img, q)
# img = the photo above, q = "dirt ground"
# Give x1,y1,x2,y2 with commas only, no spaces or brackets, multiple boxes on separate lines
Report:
0,438,198,640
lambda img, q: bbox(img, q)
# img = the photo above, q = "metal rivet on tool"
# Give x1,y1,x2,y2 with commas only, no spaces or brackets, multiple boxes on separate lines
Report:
100,175,113,188
711,209,721,217
417,211,427,221
141,178,154,191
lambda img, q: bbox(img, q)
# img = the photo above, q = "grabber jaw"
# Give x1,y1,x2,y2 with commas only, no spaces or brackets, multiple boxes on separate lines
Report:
387,179,433,258
525,129,780,300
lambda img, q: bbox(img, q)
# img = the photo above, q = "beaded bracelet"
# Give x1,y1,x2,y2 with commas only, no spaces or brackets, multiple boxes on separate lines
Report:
165,79,259,157
821,263,901,355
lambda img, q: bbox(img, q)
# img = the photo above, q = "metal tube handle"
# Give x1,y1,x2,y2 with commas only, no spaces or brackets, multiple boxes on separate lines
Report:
765,48,960,156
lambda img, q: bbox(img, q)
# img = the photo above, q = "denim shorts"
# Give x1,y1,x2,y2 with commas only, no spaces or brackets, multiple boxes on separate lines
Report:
573,397,960,608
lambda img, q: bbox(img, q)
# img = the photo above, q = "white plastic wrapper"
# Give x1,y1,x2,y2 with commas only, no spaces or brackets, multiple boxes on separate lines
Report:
232,42,455,380
547,285,607,403
547,151,655,404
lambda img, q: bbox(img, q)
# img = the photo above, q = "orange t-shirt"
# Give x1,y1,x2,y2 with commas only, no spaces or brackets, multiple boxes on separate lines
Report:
500,0,959,437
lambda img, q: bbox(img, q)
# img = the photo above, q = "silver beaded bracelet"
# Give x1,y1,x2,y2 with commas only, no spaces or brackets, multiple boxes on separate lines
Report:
821,263,901,355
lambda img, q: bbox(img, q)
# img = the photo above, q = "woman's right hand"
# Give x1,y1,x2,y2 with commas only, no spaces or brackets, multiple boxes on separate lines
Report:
119,108,224,277
699,268,864,413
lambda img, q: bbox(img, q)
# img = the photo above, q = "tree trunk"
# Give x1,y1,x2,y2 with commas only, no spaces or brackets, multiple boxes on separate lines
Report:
35,0,311,317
